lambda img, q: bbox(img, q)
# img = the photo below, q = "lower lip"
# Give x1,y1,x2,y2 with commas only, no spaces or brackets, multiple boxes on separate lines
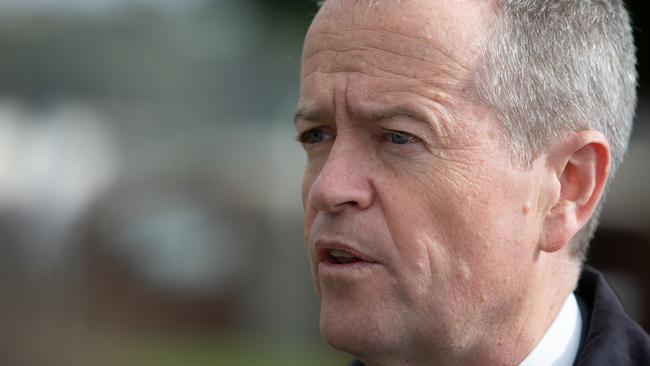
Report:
318,260,378,275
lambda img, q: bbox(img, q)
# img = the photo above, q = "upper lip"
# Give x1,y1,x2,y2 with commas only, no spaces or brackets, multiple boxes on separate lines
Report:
314,239,377,264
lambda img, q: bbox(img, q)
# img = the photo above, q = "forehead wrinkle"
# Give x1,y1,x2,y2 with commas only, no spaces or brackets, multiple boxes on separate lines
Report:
301,68,463,104
304,29,443,64
318,0,494,43
303,28,474,79
303,47,434,76
302,55,465,87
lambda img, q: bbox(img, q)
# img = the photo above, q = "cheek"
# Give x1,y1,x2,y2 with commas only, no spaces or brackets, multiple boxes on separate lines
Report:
380,158,534,270
301,169,321,295
301,161,320,210
301,150,330,203
301,173,312,210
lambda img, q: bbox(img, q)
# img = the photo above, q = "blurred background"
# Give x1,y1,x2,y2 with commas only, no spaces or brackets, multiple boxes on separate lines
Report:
0,1,647,365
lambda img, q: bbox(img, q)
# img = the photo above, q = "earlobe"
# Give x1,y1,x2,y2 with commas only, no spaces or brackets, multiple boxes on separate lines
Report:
542,201,580,253
540,131,611,254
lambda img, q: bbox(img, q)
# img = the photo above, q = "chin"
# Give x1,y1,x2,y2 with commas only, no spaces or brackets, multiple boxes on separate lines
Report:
320,316,378,358
319,293,396,358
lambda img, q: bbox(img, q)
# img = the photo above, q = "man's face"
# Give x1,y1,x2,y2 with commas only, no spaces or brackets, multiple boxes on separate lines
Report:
296,0,552,359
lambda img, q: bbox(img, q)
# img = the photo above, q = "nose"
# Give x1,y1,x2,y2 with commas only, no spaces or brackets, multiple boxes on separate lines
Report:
307,139,375,213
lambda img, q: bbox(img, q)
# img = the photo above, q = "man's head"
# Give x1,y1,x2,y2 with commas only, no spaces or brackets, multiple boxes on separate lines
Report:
295,0,636,364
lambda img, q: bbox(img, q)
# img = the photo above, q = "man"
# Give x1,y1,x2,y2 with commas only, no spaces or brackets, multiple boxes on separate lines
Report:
294,0,650,365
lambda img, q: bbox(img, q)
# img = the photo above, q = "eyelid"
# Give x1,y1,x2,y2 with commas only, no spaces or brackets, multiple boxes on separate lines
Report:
381,128,433,154
295,120,332,133
378,111,439,142
383,129,421,142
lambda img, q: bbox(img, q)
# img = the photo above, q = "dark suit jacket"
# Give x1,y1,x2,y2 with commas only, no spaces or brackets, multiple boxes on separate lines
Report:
574,266,650,365
349,267,650,366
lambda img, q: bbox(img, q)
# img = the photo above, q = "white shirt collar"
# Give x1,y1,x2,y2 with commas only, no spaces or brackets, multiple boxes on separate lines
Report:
519,293,583,366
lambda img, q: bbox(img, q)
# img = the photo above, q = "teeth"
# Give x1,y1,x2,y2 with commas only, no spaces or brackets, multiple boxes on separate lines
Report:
330,250,355,258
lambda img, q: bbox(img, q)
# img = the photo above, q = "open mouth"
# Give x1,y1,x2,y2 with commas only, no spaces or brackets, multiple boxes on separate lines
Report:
327,249,362,265
317,246,374,266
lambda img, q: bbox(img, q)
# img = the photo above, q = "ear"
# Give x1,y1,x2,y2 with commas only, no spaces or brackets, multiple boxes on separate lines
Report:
540,130,611,253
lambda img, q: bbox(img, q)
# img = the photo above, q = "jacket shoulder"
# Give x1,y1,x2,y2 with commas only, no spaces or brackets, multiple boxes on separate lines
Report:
575,266,650,366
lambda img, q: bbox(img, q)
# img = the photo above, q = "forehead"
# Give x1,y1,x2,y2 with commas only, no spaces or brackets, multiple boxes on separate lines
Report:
303,0,495,80
298,0,496,131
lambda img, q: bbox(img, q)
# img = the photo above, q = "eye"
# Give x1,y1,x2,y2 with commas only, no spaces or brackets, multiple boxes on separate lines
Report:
298,128,331,145
385,131,419,145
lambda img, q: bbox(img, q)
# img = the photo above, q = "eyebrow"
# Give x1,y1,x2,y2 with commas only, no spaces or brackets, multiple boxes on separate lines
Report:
294,103,451,141
293,109,308,126
379,106,451,141
294,102,331,126
373,107,432,126
295,105,435,124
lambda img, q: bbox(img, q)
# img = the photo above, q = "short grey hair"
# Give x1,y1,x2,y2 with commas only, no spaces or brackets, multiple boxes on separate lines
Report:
471,0,637,262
